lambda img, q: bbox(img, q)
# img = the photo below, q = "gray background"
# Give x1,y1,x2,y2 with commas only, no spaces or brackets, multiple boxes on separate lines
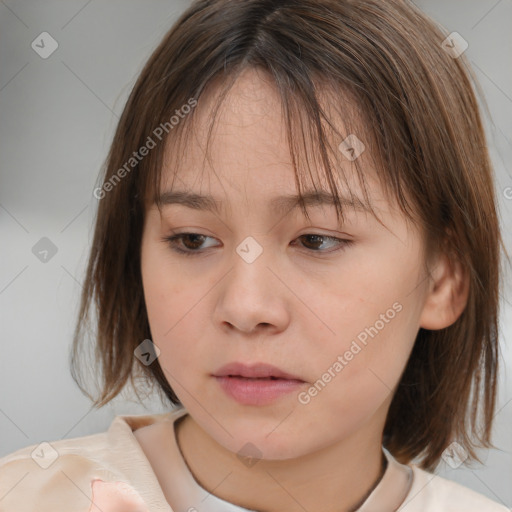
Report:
1,0,511,507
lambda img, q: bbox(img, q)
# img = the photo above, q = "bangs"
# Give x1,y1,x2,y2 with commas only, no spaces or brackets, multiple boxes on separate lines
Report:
145,65,419,238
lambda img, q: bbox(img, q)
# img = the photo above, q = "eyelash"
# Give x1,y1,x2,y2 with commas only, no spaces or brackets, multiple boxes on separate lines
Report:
161,232,354,257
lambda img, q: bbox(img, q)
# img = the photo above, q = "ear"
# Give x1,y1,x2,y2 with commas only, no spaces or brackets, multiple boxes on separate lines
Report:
419,250,470,330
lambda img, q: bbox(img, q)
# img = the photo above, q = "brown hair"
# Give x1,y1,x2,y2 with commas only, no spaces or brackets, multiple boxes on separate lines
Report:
71,0,508,470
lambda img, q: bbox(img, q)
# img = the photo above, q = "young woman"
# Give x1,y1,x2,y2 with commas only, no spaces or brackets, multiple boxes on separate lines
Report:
1,1,509,510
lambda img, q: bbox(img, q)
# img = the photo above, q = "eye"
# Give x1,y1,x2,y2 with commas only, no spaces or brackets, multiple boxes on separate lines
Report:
161,232,354,257
292,234,354,253
161,233,219,257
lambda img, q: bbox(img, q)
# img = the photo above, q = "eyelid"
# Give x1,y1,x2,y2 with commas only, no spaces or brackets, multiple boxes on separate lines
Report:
160,229,354,257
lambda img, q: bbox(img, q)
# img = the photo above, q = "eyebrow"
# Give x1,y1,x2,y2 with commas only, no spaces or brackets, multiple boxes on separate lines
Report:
155,190,372,216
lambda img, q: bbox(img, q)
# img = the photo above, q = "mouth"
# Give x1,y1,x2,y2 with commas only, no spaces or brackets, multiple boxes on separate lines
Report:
212,362,305,405
213,362,304,381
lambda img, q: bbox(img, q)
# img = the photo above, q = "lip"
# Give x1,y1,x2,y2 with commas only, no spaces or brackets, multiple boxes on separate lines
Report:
213,362,305,406
214,362,303,381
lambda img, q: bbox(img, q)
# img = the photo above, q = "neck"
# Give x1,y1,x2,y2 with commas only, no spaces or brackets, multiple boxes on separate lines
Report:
175,414,386,512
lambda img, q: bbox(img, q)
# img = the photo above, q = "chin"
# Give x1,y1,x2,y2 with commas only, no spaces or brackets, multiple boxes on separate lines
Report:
229,433,304,461
215,417,317,461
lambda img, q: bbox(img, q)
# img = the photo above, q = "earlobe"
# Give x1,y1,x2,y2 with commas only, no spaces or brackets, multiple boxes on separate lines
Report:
419,251,470,330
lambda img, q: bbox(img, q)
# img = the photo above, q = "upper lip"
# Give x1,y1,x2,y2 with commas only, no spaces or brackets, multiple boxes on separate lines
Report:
213,362,304,381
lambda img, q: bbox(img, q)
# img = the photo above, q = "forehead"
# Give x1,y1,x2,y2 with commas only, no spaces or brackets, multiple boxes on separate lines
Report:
160,69,384,205
148,68,410,232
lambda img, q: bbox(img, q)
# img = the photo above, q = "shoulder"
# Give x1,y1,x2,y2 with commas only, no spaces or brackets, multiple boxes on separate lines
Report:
0,412,175,511
399,464,510,512
0,426,111,465
0,430,114,511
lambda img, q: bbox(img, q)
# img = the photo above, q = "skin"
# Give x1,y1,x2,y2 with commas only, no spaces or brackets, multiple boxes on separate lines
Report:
137,67,469,512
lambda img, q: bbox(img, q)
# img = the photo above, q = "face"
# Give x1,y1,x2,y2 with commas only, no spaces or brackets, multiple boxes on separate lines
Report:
140,68,432,460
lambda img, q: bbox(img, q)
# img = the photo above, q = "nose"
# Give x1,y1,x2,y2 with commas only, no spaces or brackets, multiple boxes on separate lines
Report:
212,244,291,335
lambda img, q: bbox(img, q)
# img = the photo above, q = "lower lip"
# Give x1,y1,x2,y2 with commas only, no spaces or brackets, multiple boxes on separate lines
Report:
214,376,304,405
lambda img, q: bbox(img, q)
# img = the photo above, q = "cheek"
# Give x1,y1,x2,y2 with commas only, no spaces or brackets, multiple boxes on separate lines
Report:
140,241,213,378
302,249,424,415
142,276,204,389
141,229,195,334
294,301,418,451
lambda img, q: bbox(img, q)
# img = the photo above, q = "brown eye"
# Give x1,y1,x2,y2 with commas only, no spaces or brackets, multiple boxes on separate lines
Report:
175,234,206,250
162,233,218,257
298,234,325,250
294,234,353,253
